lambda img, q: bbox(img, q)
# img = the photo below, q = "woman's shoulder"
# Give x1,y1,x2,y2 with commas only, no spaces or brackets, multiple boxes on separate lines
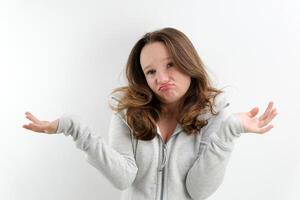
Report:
108,91,128,120
214,92,230,112
109,91,124,104
200,93,231,132
197,92,230,121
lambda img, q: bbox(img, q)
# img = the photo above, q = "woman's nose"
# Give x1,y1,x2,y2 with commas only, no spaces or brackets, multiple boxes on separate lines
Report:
156,70,169,84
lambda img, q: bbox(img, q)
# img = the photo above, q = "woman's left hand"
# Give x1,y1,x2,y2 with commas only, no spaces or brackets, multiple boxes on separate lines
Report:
235,101,278,134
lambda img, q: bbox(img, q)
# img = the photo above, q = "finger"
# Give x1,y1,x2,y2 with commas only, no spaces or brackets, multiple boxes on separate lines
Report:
259,108,278,127
258,101,274,121
258,124,274,134
25,112,41,124
259,101,273,121
265,108,278,124
248,107,259,118
23,123,44,133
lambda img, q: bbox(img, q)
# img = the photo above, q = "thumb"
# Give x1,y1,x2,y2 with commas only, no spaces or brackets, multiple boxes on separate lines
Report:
248,107,259,118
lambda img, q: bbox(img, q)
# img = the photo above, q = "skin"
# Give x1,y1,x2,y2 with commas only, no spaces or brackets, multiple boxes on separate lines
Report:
23,42,278,134
140,42,191,118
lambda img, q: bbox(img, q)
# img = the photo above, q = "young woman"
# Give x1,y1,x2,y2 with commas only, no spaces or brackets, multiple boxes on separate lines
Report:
23,27,277,200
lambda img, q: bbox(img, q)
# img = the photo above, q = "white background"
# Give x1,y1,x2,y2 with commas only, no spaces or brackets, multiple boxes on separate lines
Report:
1,0,299,199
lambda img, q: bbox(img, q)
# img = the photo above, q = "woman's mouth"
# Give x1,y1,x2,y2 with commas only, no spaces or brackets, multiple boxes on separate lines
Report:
159,84,175,91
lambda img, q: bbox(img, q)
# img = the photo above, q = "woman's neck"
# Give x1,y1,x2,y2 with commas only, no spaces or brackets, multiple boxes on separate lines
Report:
160,104,179,119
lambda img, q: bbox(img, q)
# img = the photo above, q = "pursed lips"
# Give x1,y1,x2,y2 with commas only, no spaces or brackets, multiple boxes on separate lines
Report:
159,83,175,91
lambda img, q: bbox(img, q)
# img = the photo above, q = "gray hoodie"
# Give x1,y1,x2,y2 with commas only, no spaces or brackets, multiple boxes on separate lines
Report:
55,93,244,200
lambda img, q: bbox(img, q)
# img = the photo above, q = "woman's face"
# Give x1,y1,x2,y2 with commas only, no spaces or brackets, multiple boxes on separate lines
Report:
140,42,191,106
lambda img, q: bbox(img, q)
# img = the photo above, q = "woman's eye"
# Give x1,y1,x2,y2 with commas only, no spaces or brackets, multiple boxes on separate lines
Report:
147,70,155,75
167,62,174,68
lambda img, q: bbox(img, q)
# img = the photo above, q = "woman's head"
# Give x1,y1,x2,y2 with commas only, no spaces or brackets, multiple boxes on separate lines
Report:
140,41,191,110
110,27,223,140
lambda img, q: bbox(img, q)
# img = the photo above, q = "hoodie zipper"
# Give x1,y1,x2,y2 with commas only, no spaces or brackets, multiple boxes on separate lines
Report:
157,124,182,200
159,143,167,200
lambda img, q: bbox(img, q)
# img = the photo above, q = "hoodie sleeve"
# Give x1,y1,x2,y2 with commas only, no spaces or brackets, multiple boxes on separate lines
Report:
186,98,245,200
55,112,138,190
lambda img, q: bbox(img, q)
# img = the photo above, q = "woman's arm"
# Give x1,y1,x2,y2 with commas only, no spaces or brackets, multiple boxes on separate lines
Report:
185,112,243,200
56,112,138,190
23,112,138,190
185,101,277,200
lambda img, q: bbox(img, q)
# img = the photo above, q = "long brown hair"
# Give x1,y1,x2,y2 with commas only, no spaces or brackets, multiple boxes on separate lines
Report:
109,27,224,140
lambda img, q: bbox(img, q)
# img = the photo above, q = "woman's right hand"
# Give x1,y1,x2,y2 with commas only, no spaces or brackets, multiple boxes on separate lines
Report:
22,112,59,134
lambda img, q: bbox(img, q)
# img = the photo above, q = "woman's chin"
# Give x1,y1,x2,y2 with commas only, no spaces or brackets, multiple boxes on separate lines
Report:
159,97,180,105
155,92,181,103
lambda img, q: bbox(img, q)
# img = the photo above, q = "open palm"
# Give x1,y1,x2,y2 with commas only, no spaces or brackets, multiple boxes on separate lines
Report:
22,112,59,134
235,101,278,134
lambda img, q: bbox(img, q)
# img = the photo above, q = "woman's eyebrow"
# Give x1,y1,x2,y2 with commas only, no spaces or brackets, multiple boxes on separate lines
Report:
143,57,171,71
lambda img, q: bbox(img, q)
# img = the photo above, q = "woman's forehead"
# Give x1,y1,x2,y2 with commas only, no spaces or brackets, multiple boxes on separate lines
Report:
140,42,171,69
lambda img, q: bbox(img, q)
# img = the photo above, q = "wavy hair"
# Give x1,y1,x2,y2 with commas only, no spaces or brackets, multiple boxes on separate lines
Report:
109,27,224,140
